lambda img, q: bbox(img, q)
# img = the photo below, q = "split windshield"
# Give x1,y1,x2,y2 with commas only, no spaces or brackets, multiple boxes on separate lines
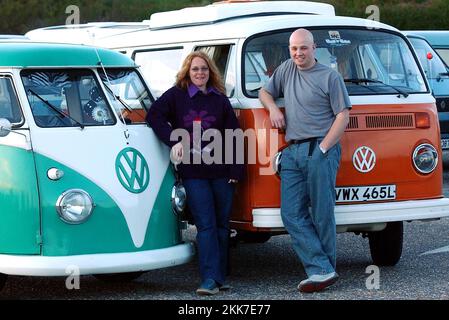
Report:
21,68,152,128
22,69,115,128
244,28,427,97
99,68,152,124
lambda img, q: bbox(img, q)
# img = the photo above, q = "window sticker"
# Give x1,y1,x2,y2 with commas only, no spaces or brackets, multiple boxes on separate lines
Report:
326,31,351,46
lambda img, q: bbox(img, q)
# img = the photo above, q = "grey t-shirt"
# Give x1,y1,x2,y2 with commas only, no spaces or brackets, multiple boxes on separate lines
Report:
264,59,351,142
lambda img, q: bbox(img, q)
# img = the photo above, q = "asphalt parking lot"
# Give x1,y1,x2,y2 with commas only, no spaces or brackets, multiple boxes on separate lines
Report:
1,163,449,301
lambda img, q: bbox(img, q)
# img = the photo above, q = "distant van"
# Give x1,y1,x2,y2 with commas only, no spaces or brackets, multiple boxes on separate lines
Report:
404,31,449,66
0,41,194,291
404,32,449,152
27,0,449,266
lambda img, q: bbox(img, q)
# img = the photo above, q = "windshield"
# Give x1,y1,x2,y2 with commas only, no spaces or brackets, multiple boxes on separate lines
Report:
408,37,448,79
99,69,153,124
21,69,115,128
244,28,427,97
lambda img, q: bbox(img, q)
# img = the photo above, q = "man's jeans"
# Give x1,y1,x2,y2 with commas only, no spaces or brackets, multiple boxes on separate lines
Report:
280,140,341,277
183,178,235,285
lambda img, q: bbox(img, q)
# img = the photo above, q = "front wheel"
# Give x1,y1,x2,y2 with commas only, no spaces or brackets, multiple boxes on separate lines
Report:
0,273,7,291
94,271,145,283
368,221,403,266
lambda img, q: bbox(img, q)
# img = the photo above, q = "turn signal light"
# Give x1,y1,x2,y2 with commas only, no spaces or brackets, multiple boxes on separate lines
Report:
415,113,430,129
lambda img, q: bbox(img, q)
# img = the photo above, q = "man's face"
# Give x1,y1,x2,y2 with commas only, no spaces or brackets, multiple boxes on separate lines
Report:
289,34,316,70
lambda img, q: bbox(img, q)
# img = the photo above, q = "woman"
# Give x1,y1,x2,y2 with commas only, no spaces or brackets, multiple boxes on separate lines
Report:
146,51,243,295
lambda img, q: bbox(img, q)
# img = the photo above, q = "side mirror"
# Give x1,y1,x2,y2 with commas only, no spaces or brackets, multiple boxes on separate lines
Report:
0,118,12,137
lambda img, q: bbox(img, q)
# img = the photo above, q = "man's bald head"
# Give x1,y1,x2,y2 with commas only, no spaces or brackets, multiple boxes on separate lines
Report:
289,28,316,70
289,28,314,46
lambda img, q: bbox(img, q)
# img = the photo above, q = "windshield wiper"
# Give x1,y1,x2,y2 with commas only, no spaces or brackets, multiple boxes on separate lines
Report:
102,83,147,122
28,89,85,129
103,84,133,114
344,78,409,98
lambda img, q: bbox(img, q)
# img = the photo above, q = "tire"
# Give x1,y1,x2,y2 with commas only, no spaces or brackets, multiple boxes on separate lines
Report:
94,271,145,283
368,221,403,266
0,273,7,291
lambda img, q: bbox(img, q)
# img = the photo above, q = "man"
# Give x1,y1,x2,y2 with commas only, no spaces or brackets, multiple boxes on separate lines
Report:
259,28,351,293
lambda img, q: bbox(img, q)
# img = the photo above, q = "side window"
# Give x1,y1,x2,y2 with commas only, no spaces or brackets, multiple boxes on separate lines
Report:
133,48,184,99
196,44,236,97
0,76,23,126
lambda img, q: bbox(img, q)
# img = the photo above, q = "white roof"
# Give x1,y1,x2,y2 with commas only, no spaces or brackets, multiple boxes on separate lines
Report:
25,22,149,45
146,1,335,30
25,1,399,50
96,15,399,50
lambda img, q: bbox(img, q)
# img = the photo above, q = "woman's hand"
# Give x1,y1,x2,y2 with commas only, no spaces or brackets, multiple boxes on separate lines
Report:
170,142,184,164
228,179,238,184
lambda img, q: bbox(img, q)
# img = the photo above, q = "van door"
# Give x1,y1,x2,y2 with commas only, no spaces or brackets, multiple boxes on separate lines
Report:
0,75,40,254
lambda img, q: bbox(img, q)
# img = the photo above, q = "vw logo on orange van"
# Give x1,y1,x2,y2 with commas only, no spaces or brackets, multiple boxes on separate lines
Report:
115,148,150,193
353,146,376,173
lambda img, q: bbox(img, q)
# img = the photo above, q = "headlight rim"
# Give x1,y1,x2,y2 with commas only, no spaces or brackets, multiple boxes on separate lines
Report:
412,143,438,174
55,189,94,225
171,182,187,216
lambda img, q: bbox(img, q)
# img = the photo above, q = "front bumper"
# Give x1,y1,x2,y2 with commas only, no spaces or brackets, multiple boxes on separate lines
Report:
0,242,195,276
253,198,449,229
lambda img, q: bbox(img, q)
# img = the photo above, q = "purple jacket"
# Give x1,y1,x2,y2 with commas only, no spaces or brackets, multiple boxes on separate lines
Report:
146,85,244,181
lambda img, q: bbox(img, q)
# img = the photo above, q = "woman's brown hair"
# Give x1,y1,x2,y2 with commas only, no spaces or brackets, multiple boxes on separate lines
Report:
175,51,225,95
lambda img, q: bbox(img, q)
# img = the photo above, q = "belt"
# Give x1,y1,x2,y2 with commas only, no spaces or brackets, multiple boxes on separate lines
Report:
289,137,319,145
289,137,322,156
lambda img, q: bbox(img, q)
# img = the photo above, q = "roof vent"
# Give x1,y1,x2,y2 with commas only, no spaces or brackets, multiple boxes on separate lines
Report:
146,1,335,30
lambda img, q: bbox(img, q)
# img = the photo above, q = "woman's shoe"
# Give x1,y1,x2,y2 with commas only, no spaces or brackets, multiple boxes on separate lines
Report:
196,278,219,296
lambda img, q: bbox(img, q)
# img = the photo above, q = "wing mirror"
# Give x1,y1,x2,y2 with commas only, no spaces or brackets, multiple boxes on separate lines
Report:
0,118,12,137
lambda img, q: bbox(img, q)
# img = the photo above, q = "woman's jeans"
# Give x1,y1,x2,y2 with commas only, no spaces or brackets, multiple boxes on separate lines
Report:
280,140,341,277
183,178,235,285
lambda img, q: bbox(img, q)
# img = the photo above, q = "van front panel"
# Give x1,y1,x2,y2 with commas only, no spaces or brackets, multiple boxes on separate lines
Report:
19,67,181,256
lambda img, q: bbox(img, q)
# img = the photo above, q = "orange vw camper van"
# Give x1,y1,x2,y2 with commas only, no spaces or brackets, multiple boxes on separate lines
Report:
27,1,449,266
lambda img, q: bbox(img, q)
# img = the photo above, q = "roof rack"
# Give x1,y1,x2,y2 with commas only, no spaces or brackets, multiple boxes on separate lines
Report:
145,1,335,30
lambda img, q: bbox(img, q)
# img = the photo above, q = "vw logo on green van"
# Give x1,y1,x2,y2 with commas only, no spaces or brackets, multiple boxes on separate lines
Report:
115,148,150,194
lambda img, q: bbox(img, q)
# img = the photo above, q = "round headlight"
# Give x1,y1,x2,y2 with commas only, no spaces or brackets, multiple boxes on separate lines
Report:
56,189,94,224
273,152,282,176
171,182,186,216
413,143,438,174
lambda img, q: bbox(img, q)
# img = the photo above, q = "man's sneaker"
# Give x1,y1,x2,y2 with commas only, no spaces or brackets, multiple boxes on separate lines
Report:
297,272,339,293
196,278,219,296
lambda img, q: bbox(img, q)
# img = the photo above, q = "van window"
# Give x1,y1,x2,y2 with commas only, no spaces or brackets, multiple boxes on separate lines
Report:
21,69,116,128
243,28,427,97
435,49,449,66
408,37,448,80
0,76,22,125
99,69,153,124
133,47,184,98
196,44,236,97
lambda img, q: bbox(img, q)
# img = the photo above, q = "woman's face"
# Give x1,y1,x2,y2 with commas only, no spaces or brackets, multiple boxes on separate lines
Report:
189,57,210,90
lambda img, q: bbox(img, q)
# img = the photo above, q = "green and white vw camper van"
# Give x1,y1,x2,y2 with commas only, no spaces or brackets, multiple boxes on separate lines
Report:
0,41,194,290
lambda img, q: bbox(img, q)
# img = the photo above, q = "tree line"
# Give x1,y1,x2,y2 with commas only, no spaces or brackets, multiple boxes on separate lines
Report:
1,0,449,35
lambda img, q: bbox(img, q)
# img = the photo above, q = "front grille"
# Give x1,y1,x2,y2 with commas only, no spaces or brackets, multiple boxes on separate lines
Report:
365,114,414,129
345,113,416,131
347,116,359,129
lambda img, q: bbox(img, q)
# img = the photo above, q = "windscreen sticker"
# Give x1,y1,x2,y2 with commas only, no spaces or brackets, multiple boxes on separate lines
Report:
326,31,351,46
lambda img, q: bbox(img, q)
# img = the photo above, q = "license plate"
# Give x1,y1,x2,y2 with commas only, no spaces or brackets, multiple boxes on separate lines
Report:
336,185,396,203
442,139,449,150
